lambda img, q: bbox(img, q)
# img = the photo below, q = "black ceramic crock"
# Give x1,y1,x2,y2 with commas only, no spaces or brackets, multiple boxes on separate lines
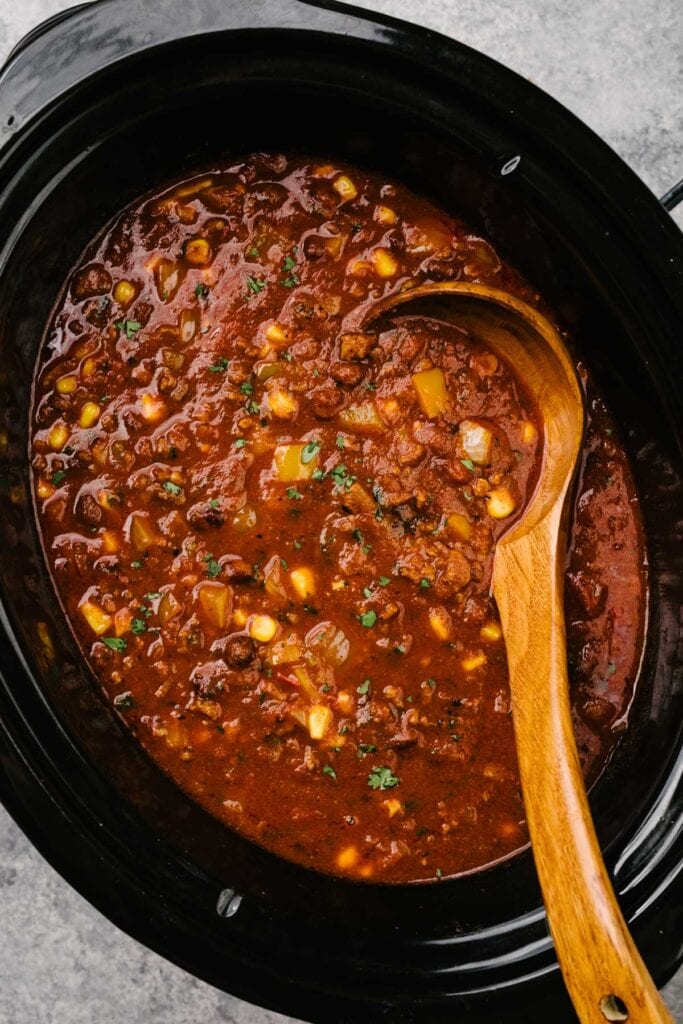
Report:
0,2,681,1021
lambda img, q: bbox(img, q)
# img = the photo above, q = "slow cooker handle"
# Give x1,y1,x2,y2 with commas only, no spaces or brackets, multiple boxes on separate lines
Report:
660,177,683,211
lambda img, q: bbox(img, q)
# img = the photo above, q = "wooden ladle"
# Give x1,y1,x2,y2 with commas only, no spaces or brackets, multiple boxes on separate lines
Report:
361,282,672,1024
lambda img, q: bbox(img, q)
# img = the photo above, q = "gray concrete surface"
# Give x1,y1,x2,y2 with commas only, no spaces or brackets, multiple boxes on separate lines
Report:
0,1,681,1022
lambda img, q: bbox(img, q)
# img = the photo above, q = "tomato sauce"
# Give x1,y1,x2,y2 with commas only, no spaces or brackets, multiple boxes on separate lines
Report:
30,155,646,882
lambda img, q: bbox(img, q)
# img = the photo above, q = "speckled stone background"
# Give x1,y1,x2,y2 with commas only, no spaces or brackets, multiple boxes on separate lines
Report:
0,2,681,1022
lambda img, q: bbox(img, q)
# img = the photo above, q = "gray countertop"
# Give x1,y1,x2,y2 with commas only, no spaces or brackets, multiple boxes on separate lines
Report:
0,1,681,1021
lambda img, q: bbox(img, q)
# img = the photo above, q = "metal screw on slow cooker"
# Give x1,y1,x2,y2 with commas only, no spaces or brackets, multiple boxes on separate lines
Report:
599,994,629,1021
216,887,243,918
499,154,521,176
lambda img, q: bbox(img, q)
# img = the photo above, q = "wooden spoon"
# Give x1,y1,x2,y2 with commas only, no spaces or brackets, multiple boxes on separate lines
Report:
361,282,672,1024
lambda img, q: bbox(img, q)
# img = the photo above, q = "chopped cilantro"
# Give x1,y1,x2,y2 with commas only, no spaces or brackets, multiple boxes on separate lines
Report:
368,766,400,790
363,586,374,600
248,246,260,258
460,458,475,472
335,434,345,450
419,578,431,589
130,560,143,569
209,498,220,509
234,438,248,449
322,765,337,780
330,463,356,491
301,440,322,464
163,480,182,496
293,539,302,550
286,487,303,500
208,357,229,373
203,554,221,578
357,678,371,696
607,661,617,676
246,399,260,415
280,558,288,570
378,576,390,587
312,468,326,481
359,610,377,628
144,592,161,600
303,603,319,615
240,380,254,396
246,275,266,295
435,868,443,879
283,254,297,272
358,743,377,758
282,351,294,362
102,637,127,653
51,470,66,485
426,677,436,689
113,691,134,709
131,618,147,635
195,283,210,299
115,319,142,339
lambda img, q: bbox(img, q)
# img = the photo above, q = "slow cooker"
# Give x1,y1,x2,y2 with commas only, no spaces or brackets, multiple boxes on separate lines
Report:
0,2,680,1020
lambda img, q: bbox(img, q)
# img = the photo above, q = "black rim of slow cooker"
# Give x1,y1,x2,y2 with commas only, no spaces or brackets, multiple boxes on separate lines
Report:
0,2,681,1022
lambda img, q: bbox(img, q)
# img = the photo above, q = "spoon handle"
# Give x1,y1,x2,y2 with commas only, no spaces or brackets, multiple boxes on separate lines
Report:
493,511,673,1024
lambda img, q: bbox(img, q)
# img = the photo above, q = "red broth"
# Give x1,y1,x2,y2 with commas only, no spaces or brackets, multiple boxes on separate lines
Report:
30,155,646,882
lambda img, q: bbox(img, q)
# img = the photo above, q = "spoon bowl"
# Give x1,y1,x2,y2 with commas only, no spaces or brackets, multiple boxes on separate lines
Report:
361,281,672,1024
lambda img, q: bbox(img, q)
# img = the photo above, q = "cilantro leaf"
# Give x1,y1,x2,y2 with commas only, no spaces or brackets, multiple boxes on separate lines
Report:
51,470,66,485
195,283,209,299
115,319,142,339
368,766,400,790
286,487,303,500
322,765,337,780
460,458,475,472
357,678,371,696
301,440,321,464
163,480,182,496
246,275,266,295
208,357,229,373
359,610,377,628
102,637,127,653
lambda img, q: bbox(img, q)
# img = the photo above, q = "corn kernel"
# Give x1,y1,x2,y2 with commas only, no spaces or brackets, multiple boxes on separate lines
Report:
79,402,100,428
232,608,248,627
81,357,98,378
266,321,286,344
183,237,212,265
56,375,78,395
486,487,517,519
249,614,279,643
290,567,315,600
412,367,450,418
336,690,354,714
333,175,357,201
273,443,317,481
383,798,403,818
101,530,120,554
37,479,55,499
114,608,132,636
139,393,167,422
336,845,359,870
461,650,487,672
197,581,232,629
48,423,69,450
128,512,161,552
521,420,538,445
480,621,502,642
372,247,399,278
429,606,452,642
266,388,298,419
376,205,398,225
447,512,472,541
308,704,332,740
113,280,136,305
80,600,113,636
